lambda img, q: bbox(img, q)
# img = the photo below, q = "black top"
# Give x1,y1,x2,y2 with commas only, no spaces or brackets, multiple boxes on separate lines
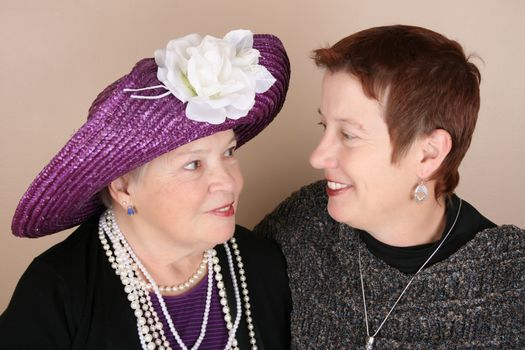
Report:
358,194,496,274
0,216,291,350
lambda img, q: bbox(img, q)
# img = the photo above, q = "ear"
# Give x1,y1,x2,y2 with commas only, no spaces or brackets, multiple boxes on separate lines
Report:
417,129,452,179
107,175,134,211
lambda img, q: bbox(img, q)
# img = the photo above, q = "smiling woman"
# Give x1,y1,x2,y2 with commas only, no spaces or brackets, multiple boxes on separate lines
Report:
255,25,525,349
0,30,292,350
312,72,449,245
116,130,243,257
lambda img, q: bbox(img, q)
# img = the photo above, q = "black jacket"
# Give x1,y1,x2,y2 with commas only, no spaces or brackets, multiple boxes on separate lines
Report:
0,216,291,349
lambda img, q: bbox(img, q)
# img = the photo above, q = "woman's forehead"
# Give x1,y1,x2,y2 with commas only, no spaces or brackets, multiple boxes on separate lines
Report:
162,130,237,159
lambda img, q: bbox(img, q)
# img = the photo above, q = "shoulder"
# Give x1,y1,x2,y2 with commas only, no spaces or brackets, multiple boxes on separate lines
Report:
0,215,101,346
444,224,525,281
6,215,100,315
32,215,100,276
230,226,292,348
233,225,287,270
9,214,100,303
429,225,525,321
234,224,280,252
461,224,525,255
254,180,336,243
263,180,329,225
231,225,290,298
470,224,525,258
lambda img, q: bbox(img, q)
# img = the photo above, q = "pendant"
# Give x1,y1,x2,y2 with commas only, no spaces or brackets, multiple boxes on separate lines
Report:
365,336,375,350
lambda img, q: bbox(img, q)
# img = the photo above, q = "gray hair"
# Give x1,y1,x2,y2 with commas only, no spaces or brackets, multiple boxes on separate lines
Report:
98,163,148,209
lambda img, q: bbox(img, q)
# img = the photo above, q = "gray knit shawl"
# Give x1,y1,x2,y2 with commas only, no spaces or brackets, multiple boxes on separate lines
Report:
254,181,525,349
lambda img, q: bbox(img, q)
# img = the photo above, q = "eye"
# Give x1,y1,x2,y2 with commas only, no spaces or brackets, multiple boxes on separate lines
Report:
184,160,201,170
342,131,357,140
317,121,327,130
224,146,236,157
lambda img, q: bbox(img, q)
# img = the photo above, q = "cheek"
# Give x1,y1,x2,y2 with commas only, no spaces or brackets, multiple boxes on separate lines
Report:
132,177,166,209
154,179,200,211
228,162,244,194
339,149,376,183
164,187,208,226
366,164,412,205
336,148,356,174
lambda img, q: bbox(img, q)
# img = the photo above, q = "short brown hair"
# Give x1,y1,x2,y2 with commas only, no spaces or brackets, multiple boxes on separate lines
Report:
313,25,481,199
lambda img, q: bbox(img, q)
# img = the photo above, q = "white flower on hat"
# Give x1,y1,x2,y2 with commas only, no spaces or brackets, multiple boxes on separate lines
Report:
153,29,276,124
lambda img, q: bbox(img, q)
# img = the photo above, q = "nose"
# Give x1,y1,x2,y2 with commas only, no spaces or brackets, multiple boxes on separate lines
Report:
309,131,338,170
208,161,243,194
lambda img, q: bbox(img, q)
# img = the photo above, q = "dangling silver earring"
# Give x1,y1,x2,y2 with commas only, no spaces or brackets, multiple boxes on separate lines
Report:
414,180,428,203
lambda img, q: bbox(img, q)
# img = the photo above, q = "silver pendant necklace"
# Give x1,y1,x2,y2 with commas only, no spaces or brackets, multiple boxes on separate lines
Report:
358,199,462,349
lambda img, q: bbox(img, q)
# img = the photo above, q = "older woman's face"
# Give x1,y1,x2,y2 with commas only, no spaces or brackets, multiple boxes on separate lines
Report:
310,71,420,232
127,129,243,251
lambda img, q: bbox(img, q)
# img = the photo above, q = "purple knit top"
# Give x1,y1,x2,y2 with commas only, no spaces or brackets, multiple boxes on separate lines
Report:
150,277,229,349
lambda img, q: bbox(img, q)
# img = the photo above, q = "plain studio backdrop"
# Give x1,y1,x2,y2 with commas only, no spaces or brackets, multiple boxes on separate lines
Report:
1,0,524,312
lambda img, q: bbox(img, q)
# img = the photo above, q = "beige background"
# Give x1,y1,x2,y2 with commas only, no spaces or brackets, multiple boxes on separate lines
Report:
1,0,524,312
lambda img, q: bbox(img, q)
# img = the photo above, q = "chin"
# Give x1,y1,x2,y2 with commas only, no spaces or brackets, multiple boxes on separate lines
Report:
327,201,365,230
210,222,236,245
327,201,351,224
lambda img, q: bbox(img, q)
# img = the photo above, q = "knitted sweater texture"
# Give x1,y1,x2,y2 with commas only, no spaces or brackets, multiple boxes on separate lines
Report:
254,181,525,349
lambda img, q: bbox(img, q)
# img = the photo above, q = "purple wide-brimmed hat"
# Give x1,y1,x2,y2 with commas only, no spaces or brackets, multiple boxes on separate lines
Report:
12,30,290,238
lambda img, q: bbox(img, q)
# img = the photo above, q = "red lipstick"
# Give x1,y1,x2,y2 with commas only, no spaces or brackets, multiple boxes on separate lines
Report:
326,187,350,196
325,180,352,197
209,204,235,217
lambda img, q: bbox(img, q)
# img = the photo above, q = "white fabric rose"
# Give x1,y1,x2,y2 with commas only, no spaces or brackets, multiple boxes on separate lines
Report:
154,29,276,124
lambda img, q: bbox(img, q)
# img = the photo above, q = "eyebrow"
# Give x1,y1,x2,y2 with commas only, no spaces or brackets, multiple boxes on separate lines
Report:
173,135,238,157
317,108,364,130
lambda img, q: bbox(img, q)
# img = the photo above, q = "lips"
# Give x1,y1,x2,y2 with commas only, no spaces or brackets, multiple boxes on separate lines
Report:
325,180,351,196
209,203,235,217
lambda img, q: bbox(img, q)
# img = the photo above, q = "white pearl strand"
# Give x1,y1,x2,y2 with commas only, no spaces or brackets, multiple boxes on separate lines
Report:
98,210,257,350
144,255,208,293
217,238,258,350
99,212,172,350
99,210,213,350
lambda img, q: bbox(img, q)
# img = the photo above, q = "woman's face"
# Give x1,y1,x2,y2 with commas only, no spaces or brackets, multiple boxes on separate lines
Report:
310,71,420,233
126,129,243,252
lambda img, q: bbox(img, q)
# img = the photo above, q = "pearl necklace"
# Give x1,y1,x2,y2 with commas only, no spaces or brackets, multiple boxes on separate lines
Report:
143,255,208,293
98,210,257,350
358,199,462,349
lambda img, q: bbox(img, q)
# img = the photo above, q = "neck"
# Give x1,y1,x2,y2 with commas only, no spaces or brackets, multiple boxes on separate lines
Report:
364,197,447,247
113,208,209,290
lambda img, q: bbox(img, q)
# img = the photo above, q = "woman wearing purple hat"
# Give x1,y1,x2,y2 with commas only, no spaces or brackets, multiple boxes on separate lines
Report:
255,26,525,348
1,30,291,349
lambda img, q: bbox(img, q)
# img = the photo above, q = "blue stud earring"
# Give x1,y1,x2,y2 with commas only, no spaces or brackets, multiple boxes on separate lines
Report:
127,205,136,216
124,202,136,216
